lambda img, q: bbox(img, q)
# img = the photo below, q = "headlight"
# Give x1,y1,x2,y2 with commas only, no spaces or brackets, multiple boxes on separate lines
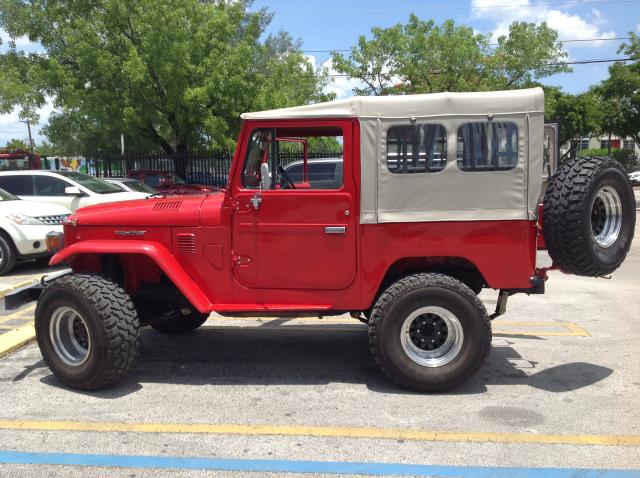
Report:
6,213,44,225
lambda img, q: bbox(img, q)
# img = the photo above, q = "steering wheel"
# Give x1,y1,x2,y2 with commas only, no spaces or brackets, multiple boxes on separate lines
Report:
278,166,296,189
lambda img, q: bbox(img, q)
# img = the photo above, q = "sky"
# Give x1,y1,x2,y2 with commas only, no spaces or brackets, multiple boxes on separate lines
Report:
1,0,639,146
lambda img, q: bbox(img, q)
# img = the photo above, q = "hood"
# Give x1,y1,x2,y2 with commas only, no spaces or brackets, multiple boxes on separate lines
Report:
91,191,150,202
0,199,70,216
69,192,225,227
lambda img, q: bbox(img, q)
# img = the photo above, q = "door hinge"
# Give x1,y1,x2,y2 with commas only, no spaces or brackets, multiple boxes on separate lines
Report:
232,253,252,266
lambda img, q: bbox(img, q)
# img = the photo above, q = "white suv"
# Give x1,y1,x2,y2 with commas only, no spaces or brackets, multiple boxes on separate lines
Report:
0,188,71,275
0,171,151,212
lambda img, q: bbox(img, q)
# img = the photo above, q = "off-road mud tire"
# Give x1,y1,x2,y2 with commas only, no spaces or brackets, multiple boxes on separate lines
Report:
543,156,635,276
149,307,208,334
0,234,17,275
368,273,491,392
35,273,141,390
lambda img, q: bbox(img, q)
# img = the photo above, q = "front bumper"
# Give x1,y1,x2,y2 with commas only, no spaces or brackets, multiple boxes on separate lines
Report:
6,224,64,258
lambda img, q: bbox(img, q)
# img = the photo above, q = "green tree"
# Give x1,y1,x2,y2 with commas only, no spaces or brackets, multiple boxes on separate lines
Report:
0,0,331,154
4,138,29,149
331,15,569,95
551,92,601,159
595,32,640,149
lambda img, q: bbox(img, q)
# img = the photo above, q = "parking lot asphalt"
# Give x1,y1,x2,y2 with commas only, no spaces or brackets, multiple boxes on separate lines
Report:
0,215,638,476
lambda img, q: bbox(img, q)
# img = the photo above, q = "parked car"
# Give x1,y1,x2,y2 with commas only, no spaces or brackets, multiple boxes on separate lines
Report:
629,171,640,186
0,171,150,212
0,187,70,275
282,157,343,189
104,177,157,194
27,88,636,392
128,170,215,195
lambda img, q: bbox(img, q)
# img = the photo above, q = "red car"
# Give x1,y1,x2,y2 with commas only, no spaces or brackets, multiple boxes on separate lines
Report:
128,170,214,195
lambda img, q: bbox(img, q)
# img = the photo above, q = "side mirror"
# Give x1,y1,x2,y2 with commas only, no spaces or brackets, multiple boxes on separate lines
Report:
260,163,271,190
64,186,84,196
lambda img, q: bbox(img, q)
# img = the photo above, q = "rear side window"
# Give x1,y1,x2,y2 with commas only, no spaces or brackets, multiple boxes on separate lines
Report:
387,124,447,173
457,122,518,171
0,176,33,195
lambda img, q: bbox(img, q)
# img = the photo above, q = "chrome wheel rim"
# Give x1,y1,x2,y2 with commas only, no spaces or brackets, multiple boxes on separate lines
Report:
49,306,91,366
590,186,622,248
400,306,464,368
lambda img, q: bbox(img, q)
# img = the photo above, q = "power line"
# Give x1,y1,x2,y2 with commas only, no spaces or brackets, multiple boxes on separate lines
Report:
302,37,633,54
322,57,633,77
273,1,640,15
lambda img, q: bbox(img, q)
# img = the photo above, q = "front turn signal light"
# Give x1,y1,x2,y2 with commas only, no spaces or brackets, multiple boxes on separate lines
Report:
46,232,65,252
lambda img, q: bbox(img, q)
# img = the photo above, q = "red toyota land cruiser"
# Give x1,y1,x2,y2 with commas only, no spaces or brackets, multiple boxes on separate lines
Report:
34,88,636,391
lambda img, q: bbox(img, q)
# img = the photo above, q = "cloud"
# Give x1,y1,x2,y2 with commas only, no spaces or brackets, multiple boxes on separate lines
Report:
0,28,43,53
320,58,362,99
471,0,615,46
0,98,56,147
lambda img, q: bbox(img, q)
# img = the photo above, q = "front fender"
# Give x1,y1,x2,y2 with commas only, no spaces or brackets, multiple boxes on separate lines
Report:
50,240,213,313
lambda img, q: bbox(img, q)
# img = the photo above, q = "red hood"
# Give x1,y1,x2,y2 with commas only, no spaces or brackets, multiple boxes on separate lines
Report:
69,192,225,227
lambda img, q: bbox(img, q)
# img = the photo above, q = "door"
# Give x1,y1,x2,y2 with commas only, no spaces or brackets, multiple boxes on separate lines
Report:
33,175,85,211
231,121,357,290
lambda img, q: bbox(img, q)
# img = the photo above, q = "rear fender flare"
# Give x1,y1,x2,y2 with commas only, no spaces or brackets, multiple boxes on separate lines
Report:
50,240,212,313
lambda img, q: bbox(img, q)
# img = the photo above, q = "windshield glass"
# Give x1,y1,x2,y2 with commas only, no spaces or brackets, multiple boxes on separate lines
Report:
57,172,123,194
125,180,156,193
0,188,19,201
166,173,185,185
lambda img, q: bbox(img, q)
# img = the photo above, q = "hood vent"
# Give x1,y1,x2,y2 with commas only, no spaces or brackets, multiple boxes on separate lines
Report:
153,200,183,212
176,233,196,254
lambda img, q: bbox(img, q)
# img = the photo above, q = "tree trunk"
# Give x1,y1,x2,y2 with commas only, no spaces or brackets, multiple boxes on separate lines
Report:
607,132,611,156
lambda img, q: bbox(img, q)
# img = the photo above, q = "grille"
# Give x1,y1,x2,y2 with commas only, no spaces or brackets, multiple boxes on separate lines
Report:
153,200,183,211
176,233,196,254
35,214,70,225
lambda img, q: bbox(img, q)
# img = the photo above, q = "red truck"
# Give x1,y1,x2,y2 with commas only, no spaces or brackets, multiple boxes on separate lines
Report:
33,88,635,391
0,149,41,171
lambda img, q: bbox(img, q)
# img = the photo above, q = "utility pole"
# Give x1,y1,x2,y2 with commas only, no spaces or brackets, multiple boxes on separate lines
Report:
19,119,34,153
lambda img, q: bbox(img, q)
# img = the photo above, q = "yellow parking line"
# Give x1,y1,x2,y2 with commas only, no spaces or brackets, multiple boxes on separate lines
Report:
493,321,590,337
0,324,36,358
0,419,637,447
0,279,38,299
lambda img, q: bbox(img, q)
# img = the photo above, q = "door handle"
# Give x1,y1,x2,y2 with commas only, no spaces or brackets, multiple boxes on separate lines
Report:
324,226,346,235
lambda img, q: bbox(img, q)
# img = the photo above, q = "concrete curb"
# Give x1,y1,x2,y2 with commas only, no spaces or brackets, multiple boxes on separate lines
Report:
0,279,39,300
0,324,35,358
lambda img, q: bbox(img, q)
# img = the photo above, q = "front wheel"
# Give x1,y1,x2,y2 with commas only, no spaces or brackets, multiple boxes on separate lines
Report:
35,273,141,390
369,273,491,392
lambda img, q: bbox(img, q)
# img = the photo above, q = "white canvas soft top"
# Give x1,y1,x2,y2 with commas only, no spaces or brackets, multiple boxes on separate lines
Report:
241,88,544,120
242,88,545,224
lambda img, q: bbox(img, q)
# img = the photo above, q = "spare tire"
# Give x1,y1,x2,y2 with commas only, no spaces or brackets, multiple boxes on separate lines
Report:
543,156,635,276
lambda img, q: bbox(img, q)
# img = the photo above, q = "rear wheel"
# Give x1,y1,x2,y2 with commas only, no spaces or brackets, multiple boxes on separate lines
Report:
369,273,491,392
35,274,141,390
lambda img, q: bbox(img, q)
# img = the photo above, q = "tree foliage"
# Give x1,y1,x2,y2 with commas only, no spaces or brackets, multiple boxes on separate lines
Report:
3,138,29,149
331,15,570,95
593,33,640,149
0,0,331,154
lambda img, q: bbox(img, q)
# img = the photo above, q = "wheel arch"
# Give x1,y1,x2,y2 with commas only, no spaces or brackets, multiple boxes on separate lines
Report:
50,240,212,313
367,256,487,311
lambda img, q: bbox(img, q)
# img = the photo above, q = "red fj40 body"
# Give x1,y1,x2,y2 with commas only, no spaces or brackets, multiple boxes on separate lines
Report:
34,88,636,391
